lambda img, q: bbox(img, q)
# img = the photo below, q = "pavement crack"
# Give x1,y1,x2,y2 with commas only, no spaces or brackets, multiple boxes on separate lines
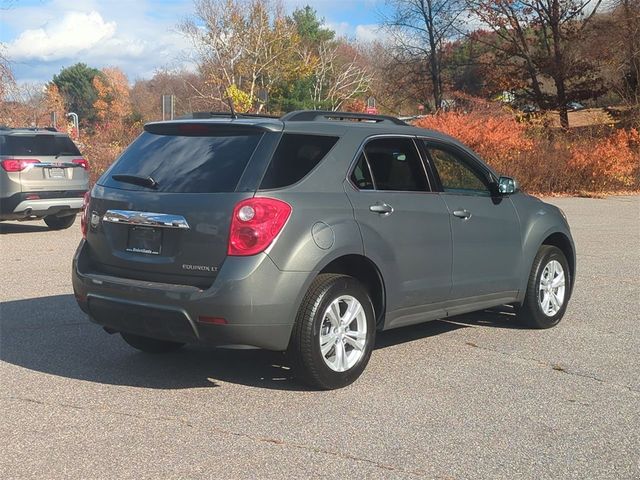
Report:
460,340,640,395
3,395,427,476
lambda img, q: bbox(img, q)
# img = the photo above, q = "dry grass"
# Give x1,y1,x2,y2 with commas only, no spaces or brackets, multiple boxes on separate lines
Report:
543,108,616,128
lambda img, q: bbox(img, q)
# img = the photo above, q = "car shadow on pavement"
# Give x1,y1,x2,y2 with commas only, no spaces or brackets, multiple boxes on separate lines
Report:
0,222,49,234
0,294,520,391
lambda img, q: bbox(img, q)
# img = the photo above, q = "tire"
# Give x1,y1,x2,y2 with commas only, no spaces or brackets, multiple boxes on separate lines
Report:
44,214,76,230
120,332,185,354
288,274,376,390
518,245,571,329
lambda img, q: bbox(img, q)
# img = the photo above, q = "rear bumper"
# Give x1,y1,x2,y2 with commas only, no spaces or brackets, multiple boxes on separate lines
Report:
72,240,314,351
0,190,86,220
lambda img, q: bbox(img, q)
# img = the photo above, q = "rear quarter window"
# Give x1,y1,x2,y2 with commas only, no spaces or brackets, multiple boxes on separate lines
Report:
260,134,339,189
100,129,263,193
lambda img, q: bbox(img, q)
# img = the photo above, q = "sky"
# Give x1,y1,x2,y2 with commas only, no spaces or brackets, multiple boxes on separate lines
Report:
0,0,389,84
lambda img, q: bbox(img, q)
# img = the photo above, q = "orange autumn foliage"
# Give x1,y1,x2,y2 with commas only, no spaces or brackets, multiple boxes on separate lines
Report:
413,109,640,194
568,128,640,191
413,109,533,174
93,67,132,123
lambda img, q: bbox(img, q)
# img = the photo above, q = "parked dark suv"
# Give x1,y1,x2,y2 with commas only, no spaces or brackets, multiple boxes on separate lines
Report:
72,111,576,389
0,127,89,229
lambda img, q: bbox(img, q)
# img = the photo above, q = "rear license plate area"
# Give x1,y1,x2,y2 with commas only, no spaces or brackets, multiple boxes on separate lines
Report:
48,168,65,179
126,226,162,255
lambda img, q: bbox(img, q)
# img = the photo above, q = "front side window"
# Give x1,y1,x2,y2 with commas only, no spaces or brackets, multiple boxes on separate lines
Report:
426,145,489,195
363,138,428,192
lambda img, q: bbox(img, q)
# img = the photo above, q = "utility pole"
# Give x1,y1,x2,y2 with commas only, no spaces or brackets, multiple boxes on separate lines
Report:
162,95,175,121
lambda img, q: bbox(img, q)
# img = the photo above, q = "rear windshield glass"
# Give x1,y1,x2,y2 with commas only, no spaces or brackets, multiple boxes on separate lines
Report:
260,134,339,189
0,134,81,156
100,129,263,193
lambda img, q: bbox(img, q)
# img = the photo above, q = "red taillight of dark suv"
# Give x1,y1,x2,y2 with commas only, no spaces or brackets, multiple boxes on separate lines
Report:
228,197,291,256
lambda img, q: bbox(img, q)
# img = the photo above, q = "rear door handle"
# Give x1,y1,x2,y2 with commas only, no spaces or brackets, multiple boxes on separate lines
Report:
369,203,394,215
452,209,472,220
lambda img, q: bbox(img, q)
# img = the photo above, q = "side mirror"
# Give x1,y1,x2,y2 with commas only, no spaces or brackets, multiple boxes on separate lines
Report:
497,176,518,195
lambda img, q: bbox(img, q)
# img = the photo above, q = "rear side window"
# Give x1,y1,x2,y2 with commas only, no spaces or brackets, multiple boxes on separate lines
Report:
100,130,263,193
0,134,81,156
260,134,338,189
363,138,428,192
350,153,374,190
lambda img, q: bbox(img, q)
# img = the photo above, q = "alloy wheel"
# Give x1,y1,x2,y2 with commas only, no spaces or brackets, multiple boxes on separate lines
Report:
538,259,566,317
319,295,368,372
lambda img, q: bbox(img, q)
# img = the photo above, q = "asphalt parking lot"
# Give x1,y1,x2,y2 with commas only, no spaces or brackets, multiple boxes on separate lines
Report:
1,195,638,479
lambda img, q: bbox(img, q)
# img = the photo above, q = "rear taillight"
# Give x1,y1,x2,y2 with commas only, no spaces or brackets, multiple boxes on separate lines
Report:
1,158,40,172
72,158,89,170
80,191,90,238
228,197,292,256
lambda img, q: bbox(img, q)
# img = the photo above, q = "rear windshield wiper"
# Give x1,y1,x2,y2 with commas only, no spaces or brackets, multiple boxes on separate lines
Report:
55,151,75,158
112,174,159,189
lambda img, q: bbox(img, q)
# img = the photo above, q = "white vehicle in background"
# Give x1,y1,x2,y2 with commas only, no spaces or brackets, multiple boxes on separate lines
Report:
0,127,89,229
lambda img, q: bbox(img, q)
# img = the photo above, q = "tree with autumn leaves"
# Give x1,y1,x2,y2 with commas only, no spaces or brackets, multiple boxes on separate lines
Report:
1,0,637,128
179,0,371,113
93,68,132,125
464,0,605,128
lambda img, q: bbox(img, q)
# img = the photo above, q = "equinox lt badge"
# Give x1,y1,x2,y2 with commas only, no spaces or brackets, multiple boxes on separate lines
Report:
182,264,218,272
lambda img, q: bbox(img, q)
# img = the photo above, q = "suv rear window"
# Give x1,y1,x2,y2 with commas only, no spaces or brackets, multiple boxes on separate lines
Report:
100,129,263,193
260,134,338,189
0,134,81,156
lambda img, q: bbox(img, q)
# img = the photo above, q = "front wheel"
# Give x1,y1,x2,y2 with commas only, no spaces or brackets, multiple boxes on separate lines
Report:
44,214,76,230
288,274,376,390
518,245,571,329
120,332,185,354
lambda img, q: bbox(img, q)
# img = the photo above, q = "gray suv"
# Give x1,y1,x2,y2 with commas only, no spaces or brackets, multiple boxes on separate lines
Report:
72,111,576,389
0,127,89,229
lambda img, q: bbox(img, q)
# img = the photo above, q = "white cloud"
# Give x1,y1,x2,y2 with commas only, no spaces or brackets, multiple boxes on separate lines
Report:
323,21,352,38
355,24,382,43
8,11,117,62
2,2,194,83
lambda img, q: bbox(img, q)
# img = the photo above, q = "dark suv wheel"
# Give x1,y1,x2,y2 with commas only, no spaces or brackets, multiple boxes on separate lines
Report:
288,274,376,390
518,245,571,329
44,214,76,230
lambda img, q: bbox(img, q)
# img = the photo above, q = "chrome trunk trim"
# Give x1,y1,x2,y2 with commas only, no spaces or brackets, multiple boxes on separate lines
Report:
103,210,190,229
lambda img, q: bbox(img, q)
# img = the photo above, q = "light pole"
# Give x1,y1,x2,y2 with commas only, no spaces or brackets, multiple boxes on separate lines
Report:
67,112,79,140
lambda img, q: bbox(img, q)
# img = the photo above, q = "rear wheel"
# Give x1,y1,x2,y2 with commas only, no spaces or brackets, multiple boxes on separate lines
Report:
518,245,570,329
120,332,185,354
44,214,76,230
288,274,376,390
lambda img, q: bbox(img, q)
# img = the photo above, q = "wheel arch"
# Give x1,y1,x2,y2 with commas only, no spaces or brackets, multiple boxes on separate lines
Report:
318,254,386,330
518,228,576,304
541,232,575,290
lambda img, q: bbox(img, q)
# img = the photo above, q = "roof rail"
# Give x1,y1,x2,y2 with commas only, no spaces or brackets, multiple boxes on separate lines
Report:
280,110,408,126
178,111,280,120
